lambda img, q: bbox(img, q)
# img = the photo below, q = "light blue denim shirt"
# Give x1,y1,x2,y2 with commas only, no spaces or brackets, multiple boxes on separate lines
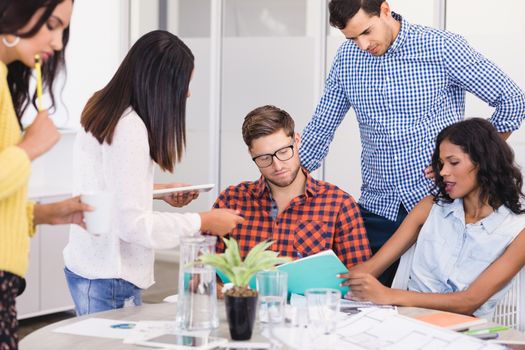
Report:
408,199,525,318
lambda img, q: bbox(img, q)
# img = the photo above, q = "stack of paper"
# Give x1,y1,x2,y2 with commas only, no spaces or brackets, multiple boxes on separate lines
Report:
264,309,505,349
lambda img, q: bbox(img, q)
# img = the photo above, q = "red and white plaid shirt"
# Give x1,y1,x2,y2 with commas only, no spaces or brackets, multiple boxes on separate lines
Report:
213,169,371,268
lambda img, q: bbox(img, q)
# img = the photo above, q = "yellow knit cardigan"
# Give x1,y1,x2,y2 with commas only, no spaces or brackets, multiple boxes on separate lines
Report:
0,61,36,278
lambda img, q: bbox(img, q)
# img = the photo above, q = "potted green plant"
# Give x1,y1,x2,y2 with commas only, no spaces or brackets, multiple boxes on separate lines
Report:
198,237,291,340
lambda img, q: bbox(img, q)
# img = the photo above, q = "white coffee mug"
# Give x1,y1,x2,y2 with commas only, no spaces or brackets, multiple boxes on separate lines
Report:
80,192,114,235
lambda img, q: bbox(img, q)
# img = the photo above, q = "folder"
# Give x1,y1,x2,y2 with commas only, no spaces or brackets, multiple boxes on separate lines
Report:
216,249,349,295
415,311,487,331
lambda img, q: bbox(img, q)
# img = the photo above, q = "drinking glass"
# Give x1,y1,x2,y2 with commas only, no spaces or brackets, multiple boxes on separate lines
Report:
175,235,218,330
305,288,341,334
256,270,287,324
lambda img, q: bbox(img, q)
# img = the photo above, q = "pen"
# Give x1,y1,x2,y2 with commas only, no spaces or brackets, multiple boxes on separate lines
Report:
462,326,509,335
34,54,43,111
469,332,499,340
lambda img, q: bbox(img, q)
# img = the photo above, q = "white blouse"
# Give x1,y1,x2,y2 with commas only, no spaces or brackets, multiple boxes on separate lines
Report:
63,108,200,289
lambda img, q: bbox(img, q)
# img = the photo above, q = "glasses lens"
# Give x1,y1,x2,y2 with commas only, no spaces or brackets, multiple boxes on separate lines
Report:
254,155,272,168
253,144,294,168
275,146,294,162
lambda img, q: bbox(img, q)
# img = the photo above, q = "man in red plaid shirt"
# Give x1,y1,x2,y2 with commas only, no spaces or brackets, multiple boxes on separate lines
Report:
214,105,371,268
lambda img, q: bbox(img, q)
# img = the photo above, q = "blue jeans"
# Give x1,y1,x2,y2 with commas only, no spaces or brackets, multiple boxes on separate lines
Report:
358,204,408,287
64,267,142,316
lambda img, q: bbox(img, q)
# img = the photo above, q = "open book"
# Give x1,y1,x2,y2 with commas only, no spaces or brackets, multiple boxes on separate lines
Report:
217,249,349,295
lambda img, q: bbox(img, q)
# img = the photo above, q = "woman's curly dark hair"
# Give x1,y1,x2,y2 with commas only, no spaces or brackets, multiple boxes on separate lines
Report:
431,118,525,214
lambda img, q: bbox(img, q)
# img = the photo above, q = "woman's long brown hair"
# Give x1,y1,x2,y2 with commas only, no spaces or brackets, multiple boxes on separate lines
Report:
81,30,194,172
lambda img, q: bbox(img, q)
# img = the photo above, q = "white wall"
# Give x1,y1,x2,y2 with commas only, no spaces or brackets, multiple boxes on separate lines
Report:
34,0,525,207
59,0,129,128
146,0,525,214
446,0,525,172
153,0,322,214
28,0,129,195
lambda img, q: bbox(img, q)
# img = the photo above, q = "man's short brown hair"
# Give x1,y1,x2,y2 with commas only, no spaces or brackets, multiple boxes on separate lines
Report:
242,105,295,148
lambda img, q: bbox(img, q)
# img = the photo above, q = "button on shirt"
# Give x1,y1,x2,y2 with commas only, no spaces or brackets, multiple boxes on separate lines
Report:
408,199,525,318
299,12,525,221
213,170,371,268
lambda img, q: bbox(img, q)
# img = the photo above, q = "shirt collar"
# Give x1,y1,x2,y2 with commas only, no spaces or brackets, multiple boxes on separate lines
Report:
253,168,318,199
384,12,410,56
253,176,267,198
441,198,465,222
303,169,319,197
440,198,511,234
480,205,511,234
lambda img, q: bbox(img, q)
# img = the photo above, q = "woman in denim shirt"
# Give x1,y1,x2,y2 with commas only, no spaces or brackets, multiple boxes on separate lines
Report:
341,118,525,317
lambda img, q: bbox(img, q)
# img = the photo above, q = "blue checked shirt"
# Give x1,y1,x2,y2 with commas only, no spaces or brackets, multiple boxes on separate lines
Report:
300,13,525,221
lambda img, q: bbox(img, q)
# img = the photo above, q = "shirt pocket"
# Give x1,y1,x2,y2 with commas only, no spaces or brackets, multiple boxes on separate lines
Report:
413,234,446,275
293,221,331,257
466,232,514,264
456,242,504,285
467,245,500,264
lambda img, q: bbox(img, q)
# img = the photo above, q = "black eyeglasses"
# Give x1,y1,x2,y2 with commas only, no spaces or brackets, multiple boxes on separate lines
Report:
252,143,295,168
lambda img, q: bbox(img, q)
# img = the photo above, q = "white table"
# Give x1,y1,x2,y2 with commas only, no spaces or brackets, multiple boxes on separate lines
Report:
20,302,525,349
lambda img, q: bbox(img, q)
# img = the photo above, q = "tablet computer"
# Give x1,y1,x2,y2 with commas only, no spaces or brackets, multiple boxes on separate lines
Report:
153,184,215,198
132,333,227,349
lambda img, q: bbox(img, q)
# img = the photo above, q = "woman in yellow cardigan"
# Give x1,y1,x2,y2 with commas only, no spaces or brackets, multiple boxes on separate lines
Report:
0,0,88,348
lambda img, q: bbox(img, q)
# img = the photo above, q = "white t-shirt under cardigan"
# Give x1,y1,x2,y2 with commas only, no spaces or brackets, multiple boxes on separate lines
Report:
64,108,200,289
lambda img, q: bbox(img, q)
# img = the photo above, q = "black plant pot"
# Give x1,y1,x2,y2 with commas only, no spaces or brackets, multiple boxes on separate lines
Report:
224,294,258,340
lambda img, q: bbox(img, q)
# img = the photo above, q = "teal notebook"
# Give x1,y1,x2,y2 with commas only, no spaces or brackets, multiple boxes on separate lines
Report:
216,250,349,295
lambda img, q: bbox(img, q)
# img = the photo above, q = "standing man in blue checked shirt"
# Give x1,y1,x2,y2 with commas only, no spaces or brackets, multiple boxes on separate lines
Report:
299,0,525,286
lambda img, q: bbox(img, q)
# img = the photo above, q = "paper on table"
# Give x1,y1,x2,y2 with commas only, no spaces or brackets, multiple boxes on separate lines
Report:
53,318,211,342
123,322,211,344
340,298,397,310
335,309,503,350
271,304,501,350
53,318,139,339
291,293,396,311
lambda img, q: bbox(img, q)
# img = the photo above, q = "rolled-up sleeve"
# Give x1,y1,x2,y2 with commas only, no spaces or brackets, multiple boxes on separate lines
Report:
333,196,371,268
444,34,525,132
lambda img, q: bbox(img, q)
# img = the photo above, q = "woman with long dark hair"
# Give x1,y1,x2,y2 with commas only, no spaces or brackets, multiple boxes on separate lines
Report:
341,118,525,318
0,0,88,348
63,30,244,315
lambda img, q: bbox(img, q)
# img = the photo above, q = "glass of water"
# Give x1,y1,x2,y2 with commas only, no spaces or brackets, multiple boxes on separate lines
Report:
175,235,218,330
256,270,287,324
305,288,341,334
